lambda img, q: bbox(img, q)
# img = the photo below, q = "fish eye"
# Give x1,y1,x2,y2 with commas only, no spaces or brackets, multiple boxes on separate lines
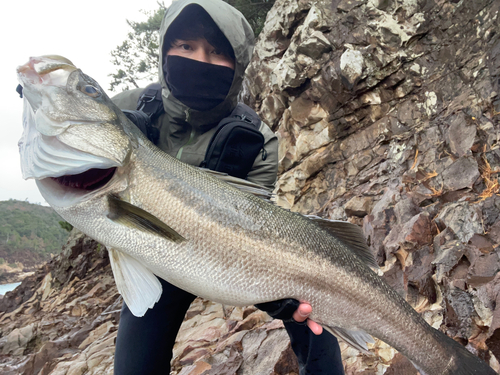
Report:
81,85,100,97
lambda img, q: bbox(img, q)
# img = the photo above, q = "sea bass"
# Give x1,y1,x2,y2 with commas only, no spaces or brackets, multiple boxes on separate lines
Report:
17,55,495,375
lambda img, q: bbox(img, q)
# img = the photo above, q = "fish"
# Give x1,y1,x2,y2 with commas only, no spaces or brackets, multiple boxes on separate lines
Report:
16,55,496,375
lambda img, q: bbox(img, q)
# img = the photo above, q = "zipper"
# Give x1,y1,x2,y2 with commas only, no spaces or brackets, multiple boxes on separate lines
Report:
176,108,193,160
176,129,195,160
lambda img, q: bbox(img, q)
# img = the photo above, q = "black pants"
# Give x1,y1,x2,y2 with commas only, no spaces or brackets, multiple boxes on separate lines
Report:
114,278,344,375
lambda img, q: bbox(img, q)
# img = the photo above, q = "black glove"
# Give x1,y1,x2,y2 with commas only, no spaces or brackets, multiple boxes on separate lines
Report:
255,299,304,323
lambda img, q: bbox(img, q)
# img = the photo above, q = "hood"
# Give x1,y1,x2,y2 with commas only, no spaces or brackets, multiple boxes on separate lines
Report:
158,0,254,128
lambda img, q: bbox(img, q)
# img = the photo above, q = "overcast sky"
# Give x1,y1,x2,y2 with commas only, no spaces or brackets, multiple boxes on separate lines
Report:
0,0,171,205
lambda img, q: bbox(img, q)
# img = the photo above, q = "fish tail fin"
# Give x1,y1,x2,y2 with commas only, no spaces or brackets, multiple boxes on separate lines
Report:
412,329,497,375
440,335,496,375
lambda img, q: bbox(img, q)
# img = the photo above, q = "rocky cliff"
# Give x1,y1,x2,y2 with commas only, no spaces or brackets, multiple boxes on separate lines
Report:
243,0,500,372
1,0,499,374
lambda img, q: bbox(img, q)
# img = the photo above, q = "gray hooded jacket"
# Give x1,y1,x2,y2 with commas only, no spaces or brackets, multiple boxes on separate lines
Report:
112,0,278,190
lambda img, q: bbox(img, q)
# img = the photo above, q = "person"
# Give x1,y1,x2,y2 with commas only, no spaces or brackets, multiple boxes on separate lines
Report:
111,0,344,374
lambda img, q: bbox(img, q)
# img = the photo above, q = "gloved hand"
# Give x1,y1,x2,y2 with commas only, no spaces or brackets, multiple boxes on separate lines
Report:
256,299,301,322
256,299,323,335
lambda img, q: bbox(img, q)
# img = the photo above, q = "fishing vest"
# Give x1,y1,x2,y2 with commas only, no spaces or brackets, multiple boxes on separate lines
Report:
122,83,265,180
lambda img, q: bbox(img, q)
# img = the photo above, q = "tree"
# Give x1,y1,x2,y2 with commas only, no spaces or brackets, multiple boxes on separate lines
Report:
0,200,69,258
108,0,275,92
109,3,167,92
59,221,73,233
224,0,274,36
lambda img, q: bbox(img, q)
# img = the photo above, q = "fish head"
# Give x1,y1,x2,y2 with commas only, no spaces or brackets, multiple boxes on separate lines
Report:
17,55,137,207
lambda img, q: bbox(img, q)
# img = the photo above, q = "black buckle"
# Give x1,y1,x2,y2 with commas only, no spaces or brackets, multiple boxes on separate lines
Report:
141,94,156,103
137,94,155,111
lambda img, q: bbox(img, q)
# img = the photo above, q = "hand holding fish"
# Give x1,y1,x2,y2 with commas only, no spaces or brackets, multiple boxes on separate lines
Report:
294,303,323,335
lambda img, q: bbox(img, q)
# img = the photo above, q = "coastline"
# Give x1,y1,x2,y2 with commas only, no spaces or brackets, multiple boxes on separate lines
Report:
0,270,36,285
0,282,22,297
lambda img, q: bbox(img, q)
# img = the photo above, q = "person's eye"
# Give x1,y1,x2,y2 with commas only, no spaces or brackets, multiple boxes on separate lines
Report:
180,44,192,51
211,49,223,55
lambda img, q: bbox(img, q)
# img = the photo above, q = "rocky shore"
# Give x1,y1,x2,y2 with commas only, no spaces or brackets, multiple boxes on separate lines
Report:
0,0,499,373
0,271,36,287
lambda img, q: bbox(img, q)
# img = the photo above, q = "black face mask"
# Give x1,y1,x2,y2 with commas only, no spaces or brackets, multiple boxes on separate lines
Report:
163,55,234,112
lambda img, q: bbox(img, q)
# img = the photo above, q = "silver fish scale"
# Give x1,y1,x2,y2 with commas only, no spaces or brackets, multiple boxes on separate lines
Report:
129,147,426,326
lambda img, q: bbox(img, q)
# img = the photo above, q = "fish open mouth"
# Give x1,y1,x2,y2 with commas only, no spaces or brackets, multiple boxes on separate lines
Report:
51,167,117,191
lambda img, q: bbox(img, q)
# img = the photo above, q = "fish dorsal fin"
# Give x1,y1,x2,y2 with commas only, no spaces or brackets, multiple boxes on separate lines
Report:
323,325,375,355
108,248,162,317
107,194,186,243
305,216,378,269
200,168,273,201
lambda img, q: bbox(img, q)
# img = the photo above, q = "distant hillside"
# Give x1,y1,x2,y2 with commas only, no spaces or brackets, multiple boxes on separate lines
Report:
0,200,69,268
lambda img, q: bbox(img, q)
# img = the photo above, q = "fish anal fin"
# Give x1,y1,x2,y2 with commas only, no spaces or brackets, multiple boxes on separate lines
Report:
307,216,378,269
107,194,185,243
323,325,375,355
108,248,162,317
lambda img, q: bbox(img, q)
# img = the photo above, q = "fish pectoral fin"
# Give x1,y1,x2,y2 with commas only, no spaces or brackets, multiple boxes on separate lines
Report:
323,325,375,355
200,168,273,201
108,248,162,317
306,216,379,269
107,194,185,243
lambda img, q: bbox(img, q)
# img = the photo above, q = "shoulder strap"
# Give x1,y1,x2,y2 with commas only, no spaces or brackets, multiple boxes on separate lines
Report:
133,83,164,144
230,103,267,161
137,82,164,122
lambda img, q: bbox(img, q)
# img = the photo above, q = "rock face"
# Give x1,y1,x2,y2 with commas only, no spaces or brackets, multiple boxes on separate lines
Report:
1,0,500,373
241,0,500,372
0,230,118,374
0,271,35,286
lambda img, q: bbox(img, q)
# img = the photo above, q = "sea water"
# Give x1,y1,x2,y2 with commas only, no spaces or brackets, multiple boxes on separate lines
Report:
0,282,21,295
